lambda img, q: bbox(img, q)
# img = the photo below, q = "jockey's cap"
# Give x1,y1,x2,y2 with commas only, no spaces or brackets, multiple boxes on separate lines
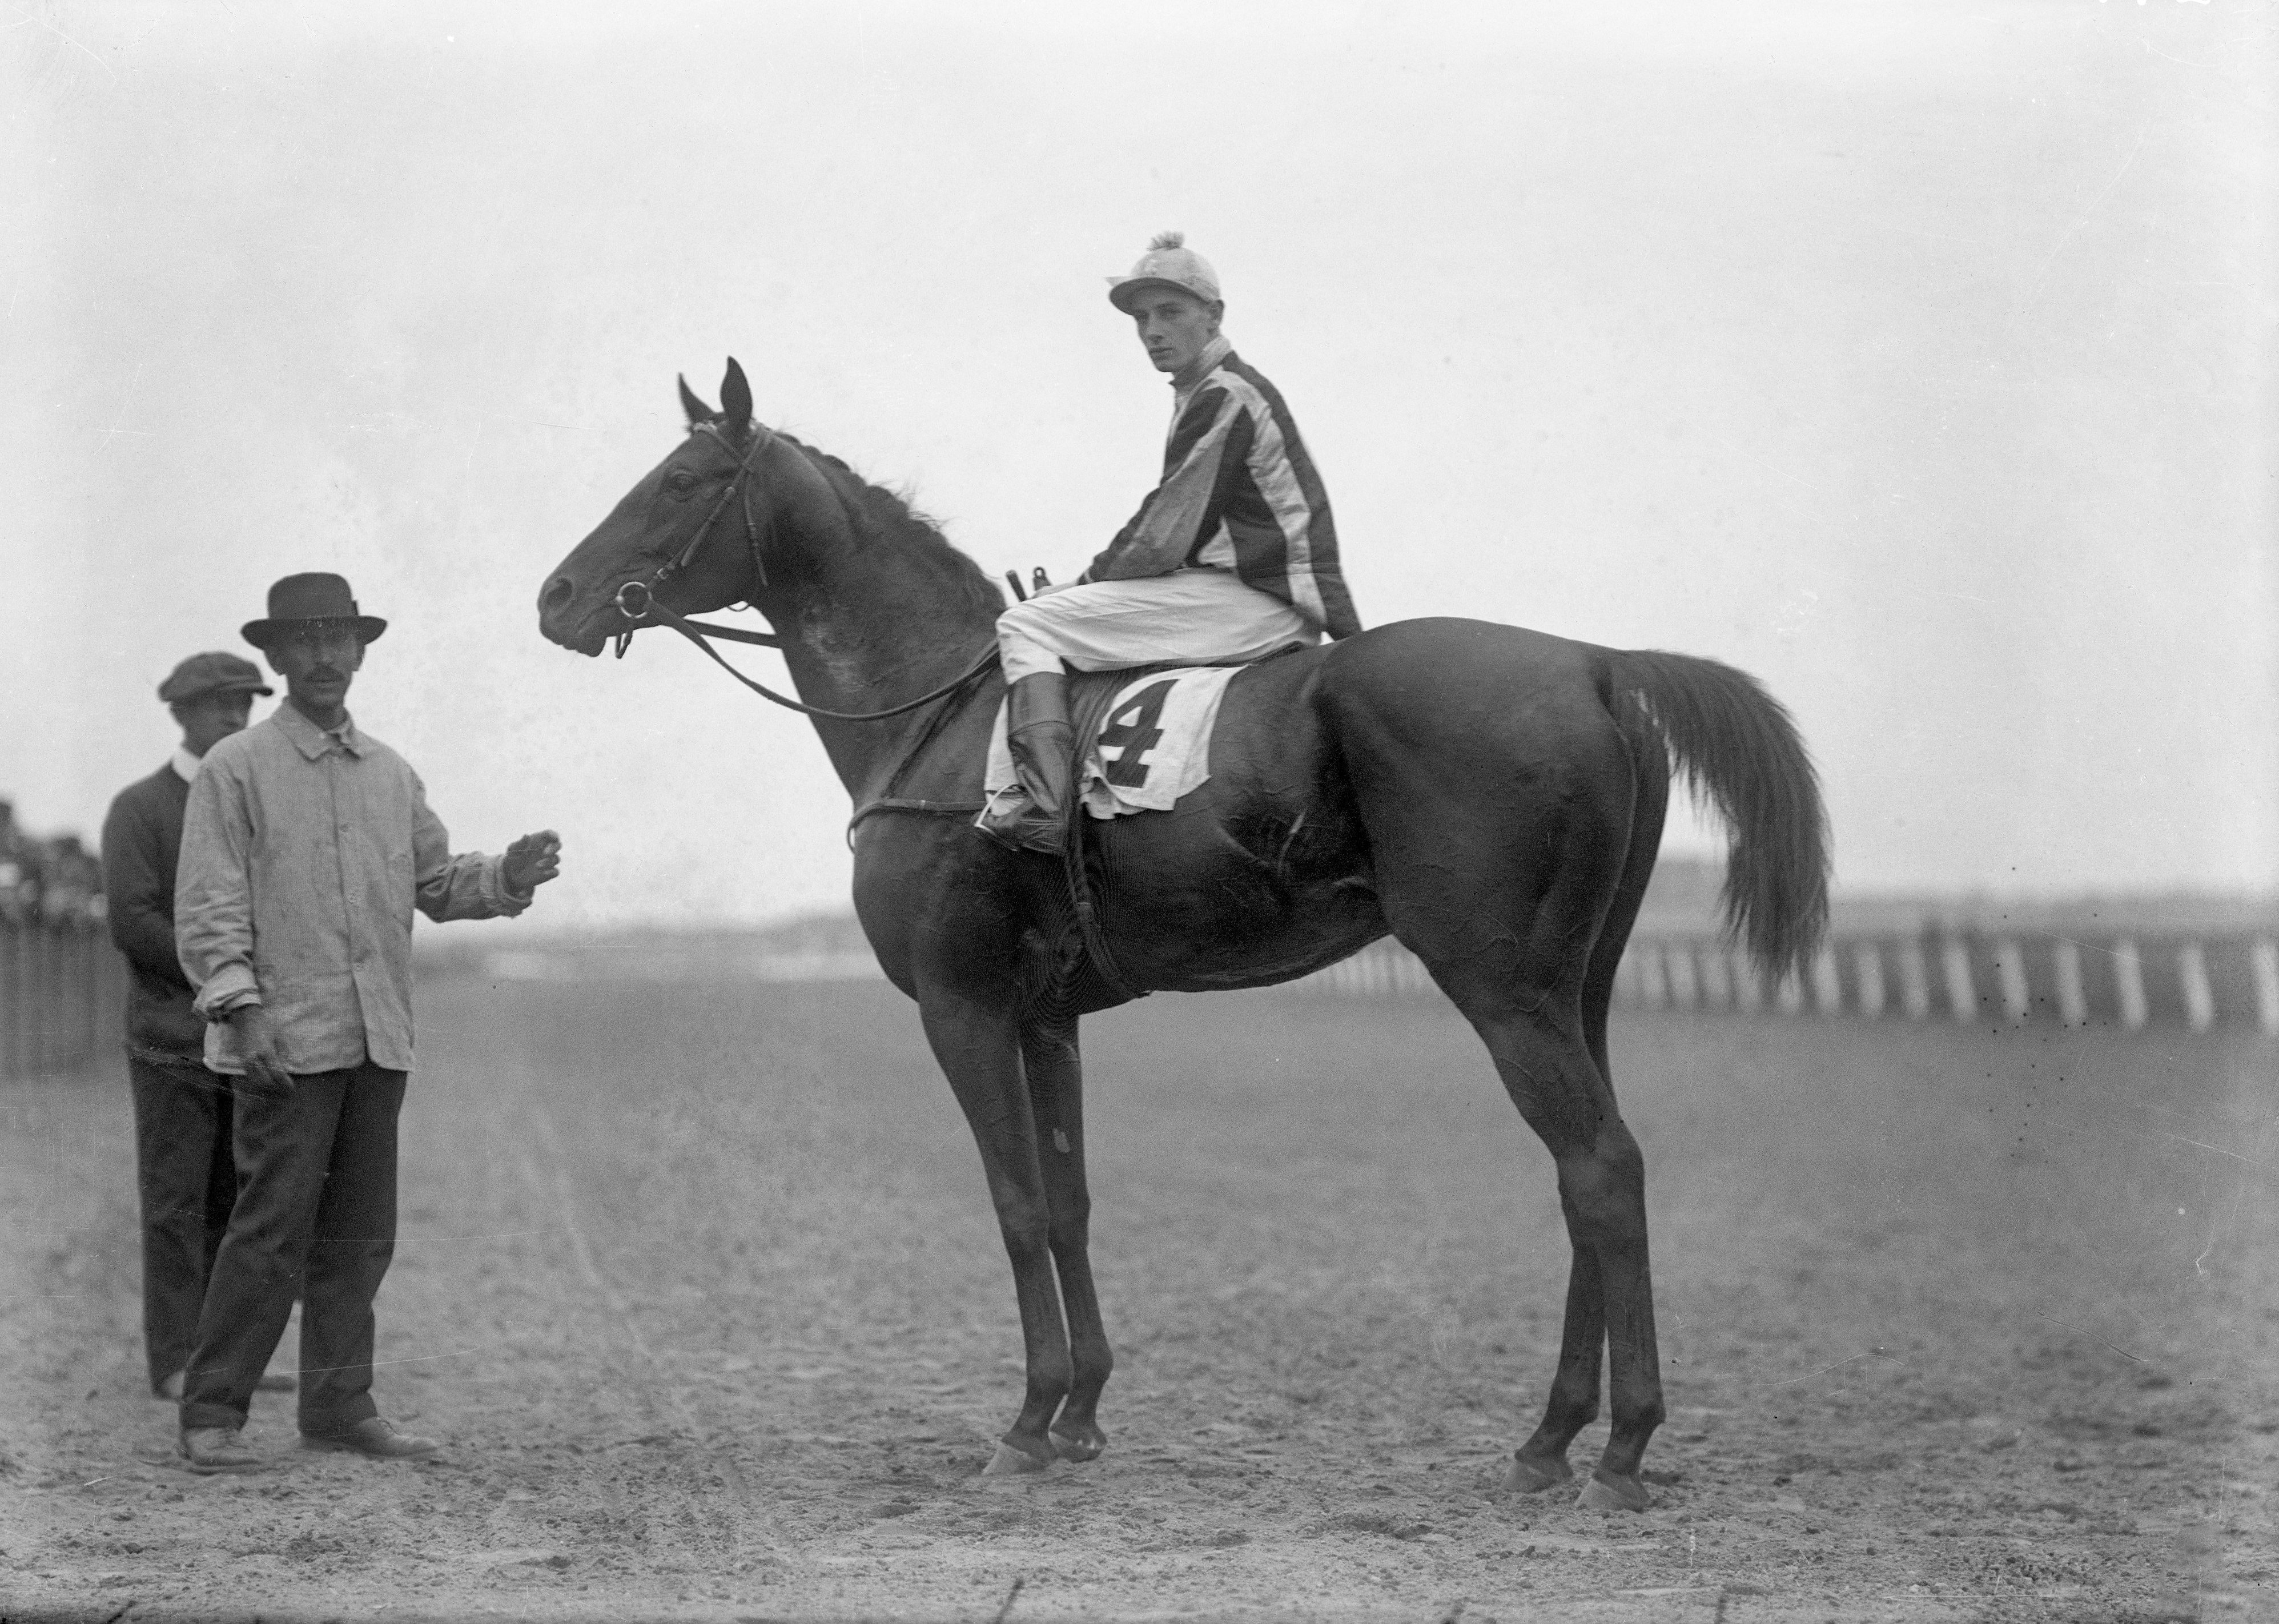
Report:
1107,232,1221,313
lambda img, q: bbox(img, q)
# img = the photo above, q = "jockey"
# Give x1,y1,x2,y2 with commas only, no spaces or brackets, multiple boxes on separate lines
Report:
978,234,1364,853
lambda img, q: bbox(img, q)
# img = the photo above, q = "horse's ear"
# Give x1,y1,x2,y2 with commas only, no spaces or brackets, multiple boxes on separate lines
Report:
678,374,716,425
720,359,753,438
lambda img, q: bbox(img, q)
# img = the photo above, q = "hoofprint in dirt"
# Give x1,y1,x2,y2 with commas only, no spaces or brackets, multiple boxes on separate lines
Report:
2,975,2271,1622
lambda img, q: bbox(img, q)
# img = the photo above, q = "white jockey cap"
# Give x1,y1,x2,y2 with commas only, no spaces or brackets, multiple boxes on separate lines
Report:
1106,232,1222,313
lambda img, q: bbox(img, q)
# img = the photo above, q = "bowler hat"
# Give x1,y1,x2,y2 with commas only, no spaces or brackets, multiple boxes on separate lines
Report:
241,573,388,649
158,651,274,705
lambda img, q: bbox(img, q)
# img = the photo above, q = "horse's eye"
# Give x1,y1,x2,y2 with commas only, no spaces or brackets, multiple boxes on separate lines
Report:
669,471,697,492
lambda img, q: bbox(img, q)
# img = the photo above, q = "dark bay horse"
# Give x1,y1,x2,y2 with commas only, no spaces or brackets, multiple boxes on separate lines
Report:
536,360,1829,1512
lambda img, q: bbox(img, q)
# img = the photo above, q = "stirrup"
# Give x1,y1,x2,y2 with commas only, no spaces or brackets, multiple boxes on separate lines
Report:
975,783,1065,854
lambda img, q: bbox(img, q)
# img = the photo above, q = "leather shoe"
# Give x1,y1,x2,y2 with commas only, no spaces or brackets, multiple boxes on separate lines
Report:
179,1425,263,1474
300,1417,441,1460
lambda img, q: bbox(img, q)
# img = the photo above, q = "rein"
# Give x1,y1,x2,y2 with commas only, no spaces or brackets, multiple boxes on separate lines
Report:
606,420,1000,724
618,581,1000,722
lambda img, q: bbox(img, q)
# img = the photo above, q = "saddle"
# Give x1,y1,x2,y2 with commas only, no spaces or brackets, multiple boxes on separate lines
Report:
1028,644,1309,1007
985,664,1237,821
849,643,1308,1012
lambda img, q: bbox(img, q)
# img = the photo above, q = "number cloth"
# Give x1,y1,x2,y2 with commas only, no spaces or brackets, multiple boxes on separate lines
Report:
1077,334,1360,641
174,702,532,1076
985,664,1243,818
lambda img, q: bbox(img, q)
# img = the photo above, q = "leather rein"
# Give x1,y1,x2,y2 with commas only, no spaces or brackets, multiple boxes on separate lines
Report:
608,420,1000,724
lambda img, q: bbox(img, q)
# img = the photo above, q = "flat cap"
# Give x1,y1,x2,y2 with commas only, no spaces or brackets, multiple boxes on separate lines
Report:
158,651,274,705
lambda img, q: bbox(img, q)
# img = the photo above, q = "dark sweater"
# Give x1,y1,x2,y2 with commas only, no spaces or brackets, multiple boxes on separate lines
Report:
101,763,204,1057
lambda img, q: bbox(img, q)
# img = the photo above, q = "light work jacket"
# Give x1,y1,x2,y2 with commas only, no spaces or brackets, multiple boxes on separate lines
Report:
175,702,529,1075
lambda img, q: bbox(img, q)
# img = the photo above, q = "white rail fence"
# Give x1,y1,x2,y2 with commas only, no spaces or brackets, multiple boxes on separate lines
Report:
0,916,129,1080
1297,930,2279,1035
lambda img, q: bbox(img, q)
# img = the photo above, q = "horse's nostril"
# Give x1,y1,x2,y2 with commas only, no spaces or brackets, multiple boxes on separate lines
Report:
541,577,574,616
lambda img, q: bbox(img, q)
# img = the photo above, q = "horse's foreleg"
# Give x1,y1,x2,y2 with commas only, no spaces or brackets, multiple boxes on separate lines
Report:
1020,1014,1112,1461
919,995,1070,1474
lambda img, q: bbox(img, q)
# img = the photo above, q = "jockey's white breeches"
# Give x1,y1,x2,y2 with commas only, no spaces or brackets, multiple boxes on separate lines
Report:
995,568,1317,685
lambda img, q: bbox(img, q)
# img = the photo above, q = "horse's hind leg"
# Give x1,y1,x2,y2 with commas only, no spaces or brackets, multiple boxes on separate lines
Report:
1021,1012,1114,1461
1464,999,1664,1512
1366,772,1665,1506
1508,1191,1605,1495
1509,721,1670,1501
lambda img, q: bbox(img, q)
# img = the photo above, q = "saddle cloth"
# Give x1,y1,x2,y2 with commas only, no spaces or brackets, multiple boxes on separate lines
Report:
985,665,1243,819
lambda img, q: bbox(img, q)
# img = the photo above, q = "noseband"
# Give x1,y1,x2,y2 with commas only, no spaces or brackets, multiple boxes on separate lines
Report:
606,419,1000,724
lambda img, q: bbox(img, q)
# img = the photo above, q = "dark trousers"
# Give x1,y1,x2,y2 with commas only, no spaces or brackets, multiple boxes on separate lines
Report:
180,1060,406,1434
127,1054,237,1393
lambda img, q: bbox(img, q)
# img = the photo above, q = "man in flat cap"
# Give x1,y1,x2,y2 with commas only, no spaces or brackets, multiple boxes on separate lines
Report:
102,652,299,1404
172,573,563,1472
979,232,1364,853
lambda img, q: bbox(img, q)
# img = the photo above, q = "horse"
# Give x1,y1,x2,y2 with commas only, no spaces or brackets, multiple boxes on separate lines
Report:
536,359,1829,1512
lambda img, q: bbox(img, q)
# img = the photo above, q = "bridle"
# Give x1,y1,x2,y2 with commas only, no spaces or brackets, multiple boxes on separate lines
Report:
609,417,777,658
606,418,1000,723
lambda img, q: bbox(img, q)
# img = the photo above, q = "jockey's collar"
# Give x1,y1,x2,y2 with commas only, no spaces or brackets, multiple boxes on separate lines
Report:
1171,334,1234,395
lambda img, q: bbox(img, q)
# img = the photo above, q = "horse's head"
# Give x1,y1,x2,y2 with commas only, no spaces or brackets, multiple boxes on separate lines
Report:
537,359,778,657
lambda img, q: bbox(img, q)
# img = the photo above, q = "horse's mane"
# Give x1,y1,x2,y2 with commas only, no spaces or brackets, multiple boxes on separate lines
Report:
779,432,1006,620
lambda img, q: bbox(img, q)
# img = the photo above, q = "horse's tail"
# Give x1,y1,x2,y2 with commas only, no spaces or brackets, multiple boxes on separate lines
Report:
1603,650,1830,982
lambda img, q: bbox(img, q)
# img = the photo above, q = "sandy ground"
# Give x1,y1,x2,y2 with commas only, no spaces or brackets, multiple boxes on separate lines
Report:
3,975,2274,1623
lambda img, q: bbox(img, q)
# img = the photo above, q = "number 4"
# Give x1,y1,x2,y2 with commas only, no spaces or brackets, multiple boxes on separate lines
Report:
1098,678,1176,788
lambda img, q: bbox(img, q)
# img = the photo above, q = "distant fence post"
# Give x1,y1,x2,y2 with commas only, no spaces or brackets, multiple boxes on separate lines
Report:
1810,946,1842,1016
2113,938,2148,1032
2052,938,2087,1028
1666,943,1698,1011
2254,939,2279,1035
1993,938,2030,1026
0,920,19,1076
1895,938,1931,1020
1637,943,1667,1010
1940,934,1975,1026
1854,941,1886,1019
1729,948,1762,1014
2177,942,2214,1034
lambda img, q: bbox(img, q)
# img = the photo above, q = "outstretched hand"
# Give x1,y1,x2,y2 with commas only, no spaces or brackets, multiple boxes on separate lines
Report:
504,830,563,894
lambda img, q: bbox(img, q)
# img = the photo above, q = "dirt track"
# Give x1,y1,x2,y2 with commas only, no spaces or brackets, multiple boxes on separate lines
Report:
4,975,2274,1622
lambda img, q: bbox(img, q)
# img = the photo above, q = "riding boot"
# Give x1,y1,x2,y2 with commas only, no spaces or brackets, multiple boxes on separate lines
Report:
976,673,1075,854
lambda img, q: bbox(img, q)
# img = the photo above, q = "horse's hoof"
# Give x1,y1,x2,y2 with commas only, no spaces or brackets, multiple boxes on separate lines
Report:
1050,1426,1106,1462
1577,1468,1651,1512
981,1441,1053,1477
1505,1453,1574,1494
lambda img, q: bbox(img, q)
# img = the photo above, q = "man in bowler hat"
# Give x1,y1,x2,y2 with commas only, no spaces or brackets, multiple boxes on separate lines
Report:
172,573,563,1471
102,652,299,1402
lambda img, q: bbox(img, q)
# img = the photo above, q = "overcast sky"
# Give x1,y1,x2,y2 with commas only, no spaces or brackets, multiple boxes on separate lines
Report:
7,0,2274,930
